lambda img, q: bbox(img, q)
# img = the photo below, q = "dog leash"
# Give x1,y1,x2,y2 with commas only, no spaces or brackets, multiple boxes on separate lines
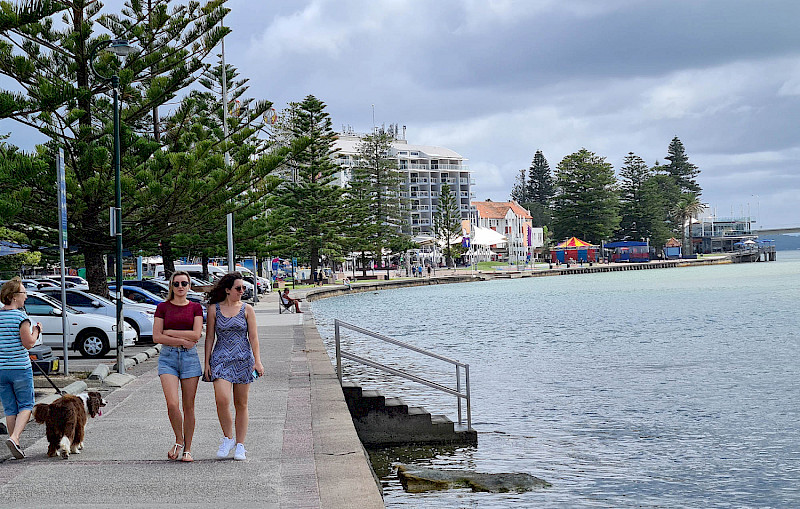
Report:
31,358,63,396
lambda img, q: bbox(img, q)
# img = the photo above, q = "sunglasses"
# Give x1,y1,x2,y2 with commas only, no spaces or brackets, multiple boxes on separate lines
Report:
172,281,190,288
233,286,244,292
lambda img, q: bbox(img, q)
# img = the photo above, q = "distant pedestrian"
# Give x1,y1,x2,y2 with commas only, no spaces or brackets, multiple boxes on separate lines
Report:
317,269,324,286
427,265,431,277
204,272,264,461
0,278,41,459
153,270,204,462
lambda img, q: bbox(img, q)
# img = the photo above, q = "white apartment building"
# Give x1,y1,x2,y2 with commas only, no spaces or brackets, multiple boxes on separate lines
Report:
473,200,544,262
332,129,475,236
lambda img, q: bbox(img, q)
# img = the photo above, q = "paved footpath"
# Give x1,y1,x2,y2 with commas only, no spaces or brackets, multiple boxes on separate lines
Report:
0,296,384,509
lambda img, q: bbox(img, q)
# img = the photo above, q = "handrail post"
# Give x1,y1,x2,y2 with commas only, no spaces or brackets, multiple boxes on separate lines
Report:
465,363,472,430
335,320,342,383
456,365,462,426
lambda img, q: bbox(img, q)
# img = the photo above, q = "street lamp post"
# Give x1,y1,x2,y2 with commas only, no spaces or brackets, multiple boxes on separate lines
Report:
89,38,135,374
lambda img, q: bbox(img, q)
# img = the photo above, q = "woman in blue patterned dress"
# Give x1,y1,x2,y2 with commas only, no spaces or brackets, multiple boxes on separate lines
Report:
203,272,263,461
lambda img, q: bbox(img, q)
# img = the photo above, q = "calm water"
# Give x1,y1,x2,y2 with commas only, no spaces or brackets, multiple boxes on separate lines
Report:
311,252,800,508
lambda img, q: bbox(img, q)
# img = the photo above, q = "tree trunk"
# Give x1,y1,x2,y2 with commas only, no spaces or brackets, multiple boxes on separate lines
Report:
85,244,108,297
160,238,174,279
201,253,209,281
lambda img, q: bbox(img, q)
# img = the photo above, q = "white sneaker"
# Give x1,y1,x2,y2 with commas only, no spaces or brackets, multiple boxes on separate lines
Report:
217,437,235,458
234,443,247,461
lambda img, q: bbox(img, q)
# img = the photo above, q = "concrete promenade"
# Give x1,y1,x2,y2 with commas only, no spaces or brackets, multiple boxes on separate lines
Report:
0,296,385,509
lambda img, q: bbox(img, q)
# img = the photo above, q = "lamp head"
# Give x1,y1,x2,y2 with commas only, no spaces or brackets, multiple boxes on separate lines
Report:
108,39,135,57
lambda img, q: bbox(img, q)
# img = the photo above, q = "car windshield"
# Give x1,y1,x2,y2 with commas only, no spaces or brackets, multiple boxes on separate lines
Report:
85,292,114,306
130,288,162,301
33,292,81,314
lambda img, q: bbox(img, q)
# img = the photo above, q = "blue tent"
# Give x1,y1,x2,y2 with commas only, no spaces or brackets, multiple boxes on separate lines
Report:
605,241,649,262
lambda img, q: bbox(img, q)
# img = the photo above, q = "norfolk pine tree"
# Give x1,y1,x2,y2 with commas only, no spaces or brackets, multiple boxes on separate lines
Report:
268,95,345,277
0,0,230,294
664,137,701,195
347,129,407,276
552,148,620,245
433,183,462,268
617,152,671,248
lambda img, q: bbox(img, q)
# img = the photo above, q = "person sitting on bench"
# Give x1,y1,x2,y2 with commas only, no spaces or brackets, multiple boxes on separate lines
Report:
280,289,302,313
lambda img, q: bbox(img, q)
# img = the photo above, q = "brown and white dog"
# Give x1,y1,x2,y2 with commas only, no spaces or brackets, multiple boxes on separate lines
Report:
32,391,106,459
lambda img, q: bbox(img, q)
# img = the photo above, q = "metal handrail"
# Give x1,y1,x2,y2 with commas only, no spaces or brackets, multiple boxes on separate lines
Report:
335,319,471,430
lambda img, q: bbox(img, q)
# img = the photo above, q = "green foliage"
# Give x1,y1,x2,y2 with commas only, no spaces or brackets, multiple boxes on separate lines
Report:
0,226,41,276
664,137,701,195
346,130,408,273
552,148,620,244
433,183,462,267
527,150,554,205
510,150,553,227
267,95,346,273
672,192,704,254
0,0,267,293
617,152,671,247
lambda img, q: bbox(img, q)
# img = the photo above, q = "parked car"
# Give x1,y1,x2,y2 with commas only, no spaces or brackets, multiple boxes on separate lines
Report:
154,265,255,298
63,275,89,286
123,279,208,304
35,277,79,288
110,285,207,323
38,288,155,344
113,286,164,306
29,344,59,375
23,291,136,358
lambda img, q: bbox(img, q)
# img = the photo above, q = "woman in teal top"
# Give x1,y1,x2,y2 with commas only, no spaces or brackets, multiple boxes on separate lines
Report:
0,278,42,459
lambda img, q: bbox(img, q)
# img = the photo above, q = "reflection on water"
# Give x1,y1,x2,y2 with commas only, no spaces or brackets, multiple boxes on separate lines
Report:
313,253,800,508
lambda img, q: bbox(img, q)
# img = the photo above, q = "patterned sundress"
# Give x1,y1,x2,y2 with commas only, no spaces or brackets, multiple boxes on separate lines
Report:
209,303,255,384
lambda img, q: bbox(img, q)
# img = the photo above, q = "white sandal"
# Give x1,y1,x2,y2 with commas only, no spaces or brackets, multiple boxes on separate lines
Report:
167,443,183,460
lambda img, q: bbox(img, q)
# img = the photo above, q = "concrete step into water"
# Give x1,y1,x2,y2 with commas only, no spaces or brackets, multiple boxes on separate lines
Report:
342,382,477,447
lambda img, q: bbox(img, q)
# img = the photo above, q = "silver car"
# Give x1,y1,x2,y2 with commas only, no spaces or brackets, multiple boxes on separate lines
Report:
24,292,136,358
39,288,155,344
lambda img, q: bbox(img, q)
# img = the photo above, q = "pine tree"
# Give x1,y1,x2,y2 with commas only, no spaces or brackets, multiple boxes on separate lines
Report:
617,152,671,249
552,148,620,244
433,183,462,267
0,0,229,294
346,130,407,276
664,137,701,194
268,95,346,276
510,167,527,203
527,150,554,205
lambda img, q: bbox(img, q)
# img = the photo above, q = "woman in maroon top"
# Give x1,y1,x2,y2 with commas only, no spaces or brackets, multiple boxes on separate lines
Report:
153,271,204,462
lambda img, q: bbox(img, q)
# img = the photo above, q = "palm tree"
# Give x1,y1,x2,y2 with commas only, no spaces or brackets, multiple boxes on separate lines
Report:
672,193,705,255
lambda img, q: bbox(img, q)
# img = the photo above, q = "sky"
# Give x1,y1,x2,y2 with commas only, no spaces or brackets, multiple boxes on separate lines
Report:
3,0,800,229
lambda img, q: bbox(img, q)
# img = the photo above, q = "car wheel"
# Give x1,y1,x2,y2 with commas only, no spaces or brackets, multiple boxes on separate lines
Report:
76,329,110,358
124,318,140,343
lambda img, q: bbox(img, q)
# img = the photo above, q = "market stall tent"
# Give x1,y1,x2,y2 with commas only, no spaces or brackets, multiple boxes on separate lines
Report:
551,237,598,263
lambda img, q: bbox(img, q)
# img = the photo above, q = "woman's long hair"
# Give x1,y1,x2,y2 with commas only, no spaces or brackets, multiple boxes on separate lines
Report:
167,271,192,301
207,272,243,304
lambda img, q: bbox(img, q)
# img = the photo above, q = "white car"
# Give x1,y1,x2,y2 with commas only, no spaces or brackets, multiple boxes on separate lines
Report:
24,291,136,358
39,288,155,344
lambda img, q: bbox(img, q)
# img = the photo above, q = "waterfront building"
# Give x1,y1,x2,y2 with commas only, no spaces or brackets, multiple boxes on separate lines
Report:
472,201,543,262
690,214,756,253
332,128,475,236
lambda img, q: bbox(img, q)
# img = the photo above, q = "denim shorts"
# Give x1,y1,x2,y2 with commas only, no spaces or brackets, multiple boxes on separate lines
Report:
158,346,203,379
0,368,35,416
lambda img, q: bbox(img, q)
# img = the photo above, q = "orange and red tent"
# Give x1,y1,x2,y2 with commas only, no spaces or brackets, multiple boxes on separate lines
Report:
551,237,598,263
554,237,595,248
